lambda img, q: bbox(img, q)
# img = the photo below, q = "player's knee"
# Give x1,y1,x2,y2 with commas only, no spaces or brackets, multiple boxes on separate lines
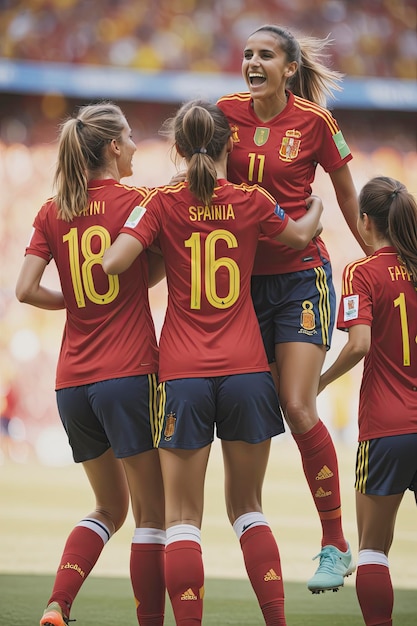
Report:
95,504,128,534
283,400,317,432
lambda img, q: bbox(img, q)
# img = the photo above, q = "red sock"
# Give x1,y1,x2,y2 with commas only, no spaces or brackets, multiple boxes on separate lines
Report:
130,543,165,626
240,526,286,626
47,523,108,616
356,564,393,626
292,420,346,550
165,540,204,626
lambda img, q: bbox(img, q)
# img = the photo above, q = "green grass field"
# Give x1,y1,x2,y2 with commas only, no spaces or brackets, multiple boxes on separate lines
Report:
1,573,416,625
1,437,416,624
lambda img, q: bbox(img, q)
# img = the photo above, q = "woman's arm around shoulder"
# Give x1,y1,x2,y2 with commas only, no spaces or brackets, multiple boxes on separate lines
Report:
102,233,144,275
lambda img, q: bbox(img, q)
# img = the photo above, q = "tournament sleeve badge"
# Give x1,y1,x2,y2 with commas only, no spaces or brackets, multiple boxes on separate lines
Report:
343,294,359,321
274,204,286,220
124,205,146,228
332,130,351,158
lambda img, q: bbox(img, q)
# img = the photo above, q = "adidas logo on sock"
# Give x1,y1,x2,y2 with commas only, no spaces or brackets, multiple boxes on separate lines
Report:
264,568,281,581
315,486,332,498
181,588,197,601
315,465,334,480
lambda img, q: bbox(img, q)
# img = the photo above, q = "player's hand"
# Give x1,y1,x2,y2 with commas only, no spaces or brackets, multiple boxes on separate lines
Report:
305,194,322,209
169,170,187,184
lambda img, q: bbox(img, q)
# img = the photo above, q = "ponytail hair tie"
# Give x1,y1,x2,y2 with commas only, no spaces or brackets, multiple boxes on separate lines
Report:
193,147,207,154
76,119,84,131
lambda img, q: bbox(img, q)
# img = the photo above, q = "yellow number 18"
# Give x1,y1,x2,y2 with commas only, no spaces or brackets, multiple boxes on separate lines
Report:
63,226,119,308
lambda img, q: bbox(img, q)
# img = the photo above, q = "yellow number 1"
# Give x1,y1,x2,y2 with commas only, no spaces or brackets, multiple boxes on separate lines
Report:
248,152,265,182
393,292,411,366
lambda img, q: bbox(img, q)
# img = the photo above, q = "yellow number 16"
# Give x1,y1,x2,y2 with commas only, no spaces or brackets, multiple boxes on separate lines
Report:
185,229,240,310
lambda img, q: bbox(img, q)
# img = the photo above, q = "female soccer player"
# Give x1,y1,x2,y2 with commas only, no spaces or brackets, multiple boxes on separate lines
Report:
16,102,166,626
216,24,367,592
319,176,417,626
103,99,323,626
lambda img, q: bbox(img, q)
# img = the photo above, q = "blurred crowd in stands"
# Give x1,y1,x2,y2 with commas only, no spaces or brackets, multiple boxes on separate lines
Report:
0,0,416,463
1,96,416,463
0,0,416,79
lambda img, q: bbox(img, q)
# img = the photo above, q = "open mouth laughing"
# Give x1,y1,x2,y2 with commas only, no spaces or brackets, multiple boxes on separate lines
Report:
248,72,266,86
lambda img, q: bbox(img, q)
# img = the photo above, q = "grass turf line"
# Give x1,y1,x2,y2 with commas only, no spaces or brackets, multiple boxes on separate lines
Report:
1,573,416,626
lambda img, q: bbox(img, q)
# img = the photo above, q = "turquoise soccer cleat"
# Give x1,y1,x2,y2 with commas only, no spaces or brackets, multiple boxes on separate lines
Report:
307,543,356,593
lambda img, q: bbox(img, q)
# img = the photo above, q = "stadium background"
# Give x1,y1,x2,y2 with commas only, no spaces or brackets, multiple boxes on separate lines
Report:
0,0,416,590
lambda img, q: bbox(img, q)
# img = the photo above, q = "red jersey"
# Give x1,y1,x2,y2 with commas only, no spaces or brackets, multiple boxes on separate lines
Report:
120,179,289,381
217,90,353,275
26,179,158,389
337,247,417,441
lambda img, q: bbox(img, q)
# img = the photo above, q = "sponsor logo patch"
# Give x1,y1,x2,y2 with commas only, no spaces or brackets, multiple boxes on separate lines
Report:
316,465,334,480
181,588,198,601
264,568,281,581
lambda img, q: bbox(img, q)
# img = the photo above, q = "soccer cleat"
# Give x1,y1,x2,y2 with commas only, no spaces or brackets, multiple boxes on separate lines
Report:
307,543,356,594
40,601,74,626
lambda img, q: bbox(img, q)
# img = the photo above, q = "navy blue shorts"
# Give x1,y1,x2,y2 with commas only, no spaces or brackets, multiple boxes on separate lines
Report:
56,374,159,463
251,263,336,363
355,434,417,497
157,372,285,450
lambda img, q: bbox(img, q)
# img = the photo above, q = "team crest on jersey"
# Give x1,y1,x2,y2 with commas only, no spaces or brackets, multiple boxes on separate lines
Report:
230,124,240,144
164,412,176,441
253,127,270,146
279,129,301,162
299,300,317,335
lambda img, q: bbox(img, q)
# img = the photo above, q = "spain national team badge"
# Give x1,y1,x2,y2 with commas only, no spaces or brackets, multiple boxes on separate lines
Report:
279,129,301,161
164,412,176,441
300,300,316,331
254,127,270,146
231,124,240,144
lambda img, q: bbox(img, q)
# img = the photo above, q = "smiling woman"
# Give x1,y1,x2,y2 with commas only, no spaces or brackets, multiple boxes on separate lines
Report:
217,23,369,595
